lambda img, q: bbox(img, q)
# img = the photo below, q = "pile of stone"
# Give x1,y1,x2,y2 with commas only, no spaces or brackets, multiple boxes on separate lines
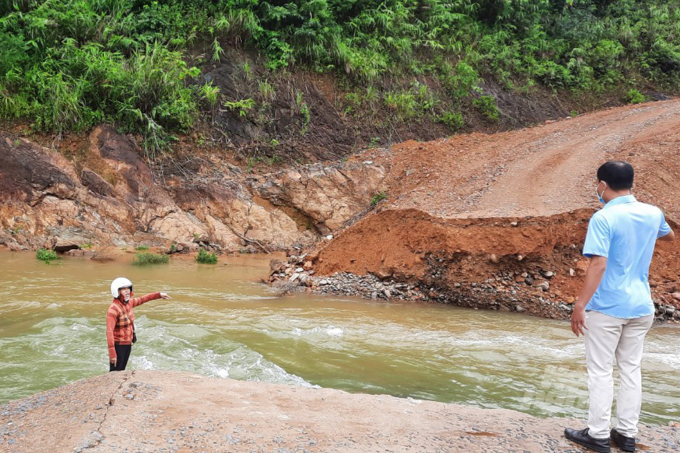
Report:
268,255,680,324
268,254,425,301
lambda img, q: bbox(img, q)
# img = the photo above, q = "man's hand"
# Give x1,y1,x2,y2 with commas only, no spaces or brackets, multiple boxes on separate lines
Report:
571,306,587,337
570,255,607,338
160,292,171,299
110,357,117,367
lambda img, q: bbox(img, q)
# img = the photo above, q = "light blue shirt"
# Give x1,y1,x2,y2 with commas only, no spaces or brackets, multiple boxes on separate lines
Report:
583,195,671,319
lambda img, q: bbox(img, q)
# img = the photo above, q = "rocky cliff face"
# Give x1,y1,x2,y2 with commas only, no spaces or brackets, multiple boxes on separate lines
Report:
0,126,385,253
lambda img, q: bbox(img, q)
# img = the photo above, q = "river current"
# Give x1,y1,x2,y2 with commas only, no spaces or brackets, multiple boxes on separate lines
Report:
0,250,677,424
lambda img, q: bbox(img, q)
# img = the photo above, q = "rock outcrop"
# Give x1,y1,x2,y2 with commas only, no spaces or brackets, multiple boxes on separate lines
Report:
1,370,678,452
0,126,385,253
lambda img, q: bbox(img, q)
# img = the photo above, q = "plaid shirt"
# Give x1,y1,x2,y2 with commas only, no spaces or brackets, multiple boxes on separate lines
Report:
106,292,160,360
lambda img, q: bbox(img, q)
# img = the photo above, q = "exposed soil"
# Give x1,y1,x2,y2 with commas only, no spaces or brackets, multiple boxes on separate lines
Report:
2,371,678,453
306,100,680,320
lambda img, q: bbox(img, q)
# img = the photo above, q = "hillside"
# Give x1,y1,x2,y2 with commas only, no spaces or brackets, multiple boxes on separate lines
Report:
2,1,680,162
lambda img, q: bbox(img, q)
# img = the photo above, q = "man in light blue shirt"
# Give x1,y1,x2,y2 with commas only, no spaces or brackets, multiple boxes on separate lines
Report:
565,161,674,453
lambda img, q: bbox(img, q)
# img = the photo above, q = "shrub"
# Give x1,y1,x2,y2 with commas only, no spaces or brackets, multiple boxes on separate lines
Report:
441,61,480,101
133,252,169,266
625,89,646,104
36,248,58,263
438,112,465,132
371,191,387,208
134,245,149,251
224,98,255,118
473,96,500,121
197,249,218,264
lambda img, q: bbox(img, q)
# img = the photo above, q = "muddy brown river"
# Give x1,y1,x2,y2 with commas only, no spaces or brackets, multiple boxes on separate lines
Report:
0,250,677,425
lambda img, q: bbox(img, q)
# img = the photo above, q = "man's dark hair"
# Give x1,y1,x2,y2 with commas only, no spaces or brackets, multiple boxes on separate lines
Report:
597,161,634,191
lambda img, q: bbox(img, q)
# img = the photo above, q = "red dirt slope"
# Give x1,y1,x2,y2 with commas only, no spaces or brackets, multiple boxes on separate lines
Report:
311,100,680,319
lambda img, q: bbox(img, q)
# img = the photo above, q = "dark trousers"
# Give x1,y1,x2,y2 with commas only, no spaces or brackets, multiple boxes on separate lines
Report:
109,343,132,372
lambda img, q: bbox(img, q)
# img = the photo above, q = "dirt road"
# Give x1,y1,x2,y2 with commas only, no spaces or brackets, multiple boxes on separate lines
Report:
309,100,680,320
366,100,680,219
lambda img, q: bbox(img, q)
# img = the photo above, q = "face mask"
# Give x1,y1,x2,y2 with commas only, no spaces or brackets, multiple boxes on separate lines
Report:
595,182,607,204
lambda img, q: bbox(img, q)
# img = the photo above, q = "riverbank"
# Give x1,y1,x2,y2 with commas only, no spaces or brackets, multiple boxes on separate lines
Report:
2,101,679,325
1,370,678,453
268,100,680,323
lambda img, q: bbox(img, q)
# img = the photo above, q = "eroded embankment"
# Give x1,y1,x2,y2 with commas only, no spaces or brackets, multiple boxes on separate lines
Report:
270,208,680,322
268,100,680,322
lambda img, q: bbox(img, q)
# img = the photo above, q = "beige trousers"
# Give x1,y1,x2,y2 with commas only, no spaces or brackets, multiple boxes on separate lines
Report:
585,311,654,439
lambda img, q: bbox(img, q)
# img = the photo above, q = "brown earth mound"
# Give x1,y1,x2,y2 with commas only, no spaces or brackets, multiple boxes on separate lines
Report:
309,100,680,319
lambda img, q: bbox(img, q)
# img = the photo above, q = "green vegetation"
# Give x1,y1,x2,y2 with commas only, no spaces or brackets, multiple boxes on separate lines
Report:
134,245,149,251
371,191,387,208
196,248,218,264
223,98,255,118
36,248,57,263
132,252,169,265
294,91,311,135
626,89,646,104
438,112,465,132
473,96,500,122
2,0,679,146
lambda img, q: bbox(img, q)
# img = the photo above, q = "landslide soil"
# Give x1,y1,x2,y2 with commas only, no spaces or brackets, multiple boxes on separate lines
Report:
313,100,680,315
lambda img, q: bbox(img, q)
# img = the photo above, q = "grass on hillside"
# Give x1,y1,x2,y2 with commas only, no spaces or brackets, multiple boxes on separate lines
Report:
1,1,679,153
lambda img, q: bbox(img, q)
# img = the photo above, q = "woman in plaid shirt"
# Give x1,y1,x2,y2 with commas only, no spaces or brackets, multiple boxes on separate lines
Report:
107,277,170,371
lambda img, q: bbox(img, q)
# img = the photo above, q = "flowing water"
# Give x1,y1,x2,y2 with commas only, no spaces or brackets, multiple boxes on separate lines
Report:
0,250,678,424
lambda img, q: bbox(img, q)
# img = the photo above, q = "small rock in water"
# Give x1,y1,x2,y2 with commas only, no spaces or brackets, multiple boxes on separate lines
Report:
516,305,526,313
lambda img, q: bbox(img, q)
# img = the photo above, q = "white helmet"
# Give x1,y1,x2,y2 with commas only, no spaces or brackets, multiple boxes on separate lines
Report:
111,277,133,298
